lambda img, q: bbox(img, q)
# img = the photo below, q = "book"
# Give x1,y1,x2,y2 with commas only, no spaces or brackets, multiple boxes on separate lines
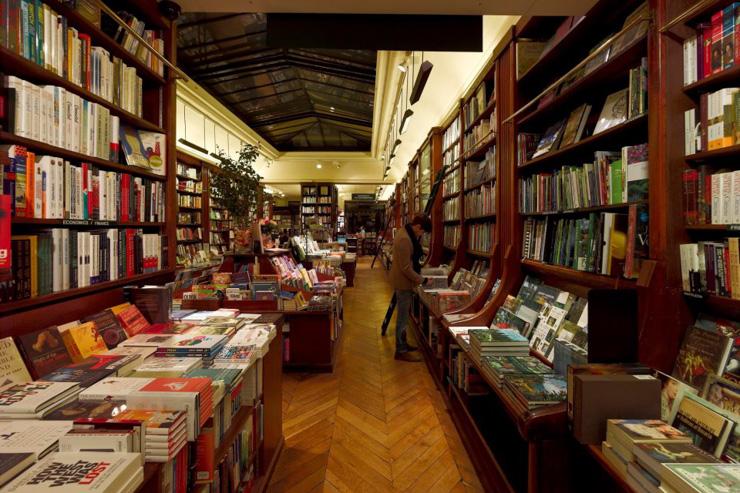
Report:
0,337,32,386
0,381,79,418
633,442,719,482
154,334,228,357
0,420,72,459
670,391,736,459
130,356,201,378
559,104,591,148
593,88,629,134
662,463,740,493
531,118,566,158
655,370,699,422
112,409,186,436
0,453,34,488
672,326,733,390
79,377,154,401
80,309,128,349
606,419,692,462
480,355,552,386
2,452,143,492
43,398,127,422
115,304,152,337
119,334,174,348
503,374,567,408
59,322,107,363
15,326,72,379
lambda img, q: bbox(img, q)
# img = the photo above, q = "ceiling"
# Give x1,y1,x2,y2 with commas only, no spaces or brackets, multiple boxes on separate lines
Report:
177,13,376,152
177,0,597,15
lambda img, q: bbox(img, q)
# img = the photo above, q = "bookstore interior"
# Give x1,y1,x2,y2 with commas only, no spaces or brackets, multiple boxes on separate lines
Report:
2,0,740,492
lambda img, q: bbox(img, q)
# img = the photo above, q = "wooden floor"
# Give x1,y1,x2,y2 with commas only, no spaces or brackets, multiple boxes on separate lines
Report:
268,257,484,492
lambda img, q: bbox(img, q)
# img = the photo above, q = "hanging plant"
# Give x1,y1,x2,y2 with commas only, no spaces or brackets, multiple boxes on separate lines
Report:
210,144,262,229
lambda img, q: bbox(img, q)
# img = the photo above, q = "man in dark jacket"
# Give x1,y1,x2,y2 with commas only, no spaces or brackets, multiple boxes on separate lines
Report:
389,214,432,362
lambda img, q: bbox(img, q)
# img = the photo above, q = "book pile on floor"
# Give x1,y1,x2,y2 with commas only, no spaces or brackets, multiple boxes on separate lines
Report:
0,300,275,491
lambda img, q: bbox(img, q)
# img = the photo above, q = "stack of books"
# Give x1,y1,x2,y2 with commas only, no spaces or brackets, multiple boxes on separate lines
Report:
129,356,202,378
40,353,141,387
79,377,155,401
0,420,72,460
0,381,80,419
127,377,213,441
479,355,553,387
2,452,144,492
468,328,530,364
153,334,228,362
113,409,188,463
503,374,567,409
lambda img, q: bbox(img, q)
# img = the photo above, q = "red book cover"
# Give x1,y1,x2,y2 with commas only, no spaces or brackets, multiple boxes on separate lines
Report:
78,33,92,89
91,169,99,220
126,229,135,277
711,11,723,74
140,377,211,394
116,304,151,337
736,5,740,64
702,23,712,78
0,195,11,273
195,425,215,484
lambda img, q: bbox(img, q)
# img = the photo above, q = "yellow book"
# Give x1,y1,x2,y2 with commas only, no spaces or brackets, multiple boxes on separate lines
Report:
729,238,740,300
60,321,107,363
109,302,132,316
12,235,38,297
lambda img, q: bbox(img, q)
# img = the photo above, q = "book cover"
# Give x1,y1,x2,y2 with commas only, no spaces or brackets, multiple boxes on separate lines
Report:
15,326,72,379
593,88,629,134
131,357,200,377
607,419,690,447
43,399,127,422
481,355,552,380
655,370,699,422
0,337,32,386
60,322,107,363
672,326,733,390
703,375,740,417
532,118,566,158
0,381,78,415
0,420,72,457
80,309,128,349
112,409,185,434
136,131,166,176
115,304,151,337
119,125,149,169
2,452,142,492
634,442,719,481
559,104,590,148
155,334,227,353
470,328,528,346
505,374,567,406
0,452,34,488
663,463,740,493
79,377,154,401
671,391,736,459
120,333,174,348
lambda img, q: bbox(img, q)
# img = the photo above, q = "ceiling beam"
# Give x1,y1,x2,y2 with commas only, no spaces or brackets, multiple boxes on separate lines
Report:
178,13,247,30
230,86,305,104
252,110,371,128
181,46,276,66
178,30,266,51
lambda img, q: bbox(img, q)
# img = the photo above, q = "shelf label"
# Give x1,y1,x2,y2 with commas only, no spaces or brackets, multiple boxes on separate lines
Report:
729,224,740,231
62,219,91,225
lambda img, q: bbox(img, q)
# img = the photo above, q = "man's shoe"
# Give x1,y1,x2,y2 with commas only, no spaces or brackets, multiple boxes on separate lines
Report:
394,352,422,362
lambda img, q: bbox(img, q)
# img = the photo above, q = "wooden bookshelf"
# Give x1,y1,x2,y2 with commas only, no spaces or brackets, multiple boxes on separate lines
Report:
0,0,177,318
176,152,207,267
300,183,338,240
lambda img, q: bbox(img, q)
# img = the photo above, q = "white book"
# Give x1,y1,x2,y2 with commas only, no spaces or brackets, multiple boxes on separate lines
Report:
38,156,51,219
59,431,134,453
79,377,154,401
133,357,201,376
733,170,740,225
33,158,42,218
108,229,118,281
721,171,732,224
29,82,41,142
55,157,64,218
2,452,142,493
72,93,81,154
0,381,79,416
711,173,721,225
684,109,696,156
120,334,174,348
0,421,72,459
61,228,70,290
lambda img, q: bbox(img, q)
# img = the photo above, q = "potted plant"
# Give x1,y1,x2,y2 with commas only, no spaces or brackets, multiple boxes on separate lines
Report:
210,144,262,253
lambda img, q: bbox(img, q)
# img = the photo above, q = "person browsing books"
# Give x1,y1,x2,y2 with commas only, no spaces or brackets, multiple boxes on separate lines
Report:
389,214,433,362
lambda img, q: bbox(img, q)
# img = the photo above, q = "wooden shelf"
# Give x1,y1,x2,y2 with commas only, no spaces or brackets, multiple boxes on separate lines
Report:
12,218,164,228
468,249,492,258
0,46,164,133
178,206,202,211
518,33,648,128
177,238,203,243
462,133,496,161
683,63,740,97
0,131,167,181
45,0,166,84
464,179,496,192
176,190,203,196
443,192,462,199
518,114,648,170
585,445,634,493
521,259,637,290
684,144,740,163
685,224,740,232
443,219,461,224
176,174,200,180
465,213,497,222
0,269,174,315
683,292,740,318
465,100,497,133
520,200,647,216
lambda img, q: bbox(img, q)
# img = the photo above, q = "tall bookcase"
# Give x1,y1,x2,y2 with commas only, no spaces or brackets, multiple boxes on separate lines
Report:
300,183,338,240
0,0,177,328
175,152,206,266
441,110,463,266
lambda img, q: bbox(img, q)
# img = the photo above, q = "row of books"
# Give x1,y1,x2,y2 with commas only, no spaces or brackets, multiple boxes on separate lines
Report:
2,146,165,221
464,148,496,189
1,0,147,114
9,229,163,300
302,185,332,196
518,144,648,214
683,88,740,155
464,183,495,218
683,168,740,225
301,195,332,204
442,167,460,196
468,222,494,253
443,115,461,151
443,196,460,222
178,194,202,209
178,211,201,224
210,209,231,221
176,242,208,268
176,162,200,180
443,225,460,249
177,227,202,241
177,179,202,194
682,2,740,86
102,9,166,76
463,80,494,130
522,209,648,279
679,239,740,298
301,206,332,214
463,109,495,153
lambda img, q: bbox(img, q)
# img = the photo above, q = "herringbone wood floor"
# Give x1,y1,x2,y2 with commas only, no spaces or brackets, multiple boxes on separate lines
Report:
268,257,484,492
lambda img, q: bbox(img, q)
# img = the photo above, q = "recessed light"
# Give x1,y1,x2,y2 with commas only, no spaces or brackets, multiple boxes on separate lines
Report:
316,163,322,169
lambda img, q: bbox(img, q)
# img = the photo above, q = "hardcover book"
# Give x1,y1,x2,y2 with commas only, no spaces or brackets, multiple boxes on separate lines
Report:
15,327,73,379
662,463,740,493
606,419,691,461
112,409,186,435
0,337,32,385
115,304,152,337
2,452,143,492
59,322,107,363
80,309,128,349
43,399,128,422
469,328,528,346
0,453,34,488
79,377,154,401
671,391,736,459
0,381,79,417
672,326,733,390
633,442,719,481
0,420,72,459
531,118,567,158
593,88,629,134
481,355,552,385
504,374,567,408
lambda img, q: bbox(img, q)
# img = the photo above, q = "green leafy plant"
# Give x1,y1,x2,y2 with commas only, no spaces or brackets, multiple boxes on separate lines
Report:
210,144,262,229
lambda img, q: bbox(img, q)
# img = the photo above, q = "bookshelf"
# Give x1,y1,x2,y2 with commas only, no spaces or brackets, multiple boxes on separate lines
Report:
0,0,177,318
300,183,338,240
206,165,235,257
441,109,464,266
176,152,206,267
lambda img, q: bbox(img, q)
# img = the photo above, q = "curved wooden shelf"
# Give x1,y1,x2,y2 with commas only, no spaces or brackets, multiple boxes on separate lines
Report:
0,47,164,133
683,292,740,319
443,219,461,224
0,269,174,316
518,33,648,128
0,131,167,181
684,144,740,163
518,114,648,171
521,259,637,290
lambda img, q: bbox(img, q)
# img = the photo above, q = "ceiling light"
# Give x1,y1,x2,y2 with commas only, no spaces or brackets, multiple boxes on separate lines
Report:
410,60,433,105
316,163,322,169
400,108,414,135
330,107,335,112
397,64,407,73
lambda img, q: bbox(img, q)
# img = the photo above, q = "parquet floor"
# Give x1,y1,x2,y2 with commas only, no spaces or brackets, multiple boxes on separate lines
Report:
268,257,484,493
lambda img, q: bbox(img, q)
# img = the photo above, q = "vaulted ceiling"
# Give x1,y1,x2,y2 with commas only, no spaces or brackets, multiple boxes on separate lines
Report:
177,13,376,152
